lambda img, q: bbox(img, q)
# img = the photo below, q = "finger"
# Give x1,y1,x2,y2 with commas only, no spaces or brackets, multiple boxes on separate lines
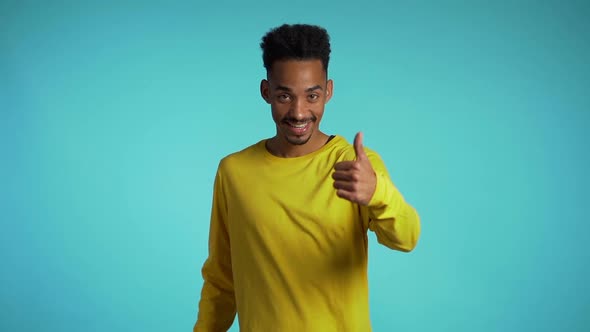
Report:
354,132,367,161
334,160,357,171
332,170,358,182
333,180,355,191
336,189,358,203
332,172,353,182
332,171,349,181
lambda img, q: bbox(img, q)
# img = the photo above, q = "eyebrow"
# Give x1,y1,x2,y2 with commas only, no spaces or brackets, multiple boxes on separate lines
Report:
276,85,323,92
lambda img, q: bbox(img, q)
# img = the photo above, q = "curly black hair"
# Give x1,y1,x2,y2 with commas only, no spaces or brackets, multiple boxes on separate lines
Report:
260,24,331,74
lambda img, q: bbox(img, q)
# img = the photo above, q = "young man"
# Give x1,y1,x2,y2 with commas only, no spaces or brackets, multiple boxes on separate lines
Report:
194,24,420,332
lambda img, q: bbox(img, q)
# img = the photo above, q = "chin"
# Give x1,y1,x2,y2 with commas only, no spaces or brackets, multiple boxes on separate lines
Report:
285,133,313,146
287,138,310,145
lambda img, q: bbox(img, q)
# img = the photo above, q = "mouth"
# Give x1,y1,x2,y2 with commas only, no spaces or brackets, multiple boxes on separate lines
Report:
283,119,313,135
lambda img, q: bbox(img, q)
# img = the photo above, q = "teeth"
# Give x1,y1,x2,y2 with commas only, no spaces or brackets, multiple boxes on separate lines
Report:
289,122,308,128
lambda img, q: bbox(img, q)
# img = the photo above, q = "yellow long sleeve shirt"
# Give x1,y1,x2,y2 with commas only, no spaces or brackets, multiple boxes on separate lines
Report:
194,135,420,332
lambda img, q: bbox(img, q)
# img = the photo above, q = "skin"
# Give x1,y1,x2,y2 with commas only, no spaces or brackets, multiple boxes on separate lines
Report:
260,59,377,206
260,59,333,158
333,132,377,206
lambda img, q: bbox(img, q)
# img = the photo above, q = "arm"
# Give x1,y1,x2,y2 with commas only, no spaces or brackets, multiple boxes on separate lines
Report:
333,132,420,252
363,152,421,252
194,169,236,332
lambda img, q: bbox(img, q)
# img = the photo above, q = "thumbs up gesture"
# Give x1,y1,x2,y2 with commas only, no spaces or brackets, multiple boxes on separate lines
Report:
332,132,377,206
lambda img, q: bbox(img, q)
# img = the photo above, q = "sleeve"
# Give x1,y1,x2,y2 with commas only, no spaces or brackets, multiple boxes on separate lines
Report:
194,167,237,332
361,150,421,252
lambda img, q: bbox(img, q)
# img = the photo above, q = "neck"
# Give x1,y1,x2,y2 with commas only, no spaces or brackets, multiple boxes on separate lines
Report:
266,132,330,158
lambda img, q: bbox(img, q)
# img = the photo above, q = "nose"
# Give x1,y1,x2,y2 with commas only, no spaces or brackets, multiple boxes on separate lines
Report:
289,98,306,120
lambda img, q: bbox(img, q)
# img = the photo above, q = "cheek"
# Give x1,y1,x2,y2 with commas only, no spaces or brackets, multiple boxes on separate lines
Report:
312,107,325,122
270,105,286,123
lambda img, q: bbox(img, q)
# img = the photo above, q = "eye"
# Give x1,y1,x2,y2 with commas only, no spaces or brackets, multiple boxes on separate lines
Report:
277,94,291,102
308,94,320,102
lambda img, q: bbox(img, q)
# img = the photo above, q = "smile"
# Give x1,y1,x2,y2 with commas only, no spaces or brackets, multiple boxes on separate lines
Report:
288,122,309,128
284,121,312,135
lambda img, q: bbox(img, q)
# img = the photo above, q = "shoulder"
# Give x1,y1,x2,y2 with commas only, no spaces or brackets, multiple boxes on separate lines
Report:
331,135,384,160
217,139,266,173
331,135,389,174
327,135,356,159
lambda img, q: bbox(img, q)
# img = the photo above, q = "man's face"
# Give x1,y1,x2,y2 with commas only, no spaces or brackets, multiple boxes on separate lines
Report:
261,59,333,146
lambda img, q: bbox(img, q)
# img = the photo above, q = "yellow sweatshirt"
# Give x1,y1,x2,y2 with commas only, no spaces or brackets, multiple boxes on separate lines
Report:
194,135,420,332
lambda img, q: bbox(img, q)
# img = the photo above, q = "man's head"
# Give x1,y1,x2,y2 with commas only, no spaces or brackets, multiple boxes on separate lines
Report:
260,24,334,153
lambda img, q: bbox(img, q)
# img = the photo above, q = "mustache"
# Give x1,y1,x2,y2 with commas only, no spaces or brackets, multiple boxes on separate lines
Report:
282,115,317,124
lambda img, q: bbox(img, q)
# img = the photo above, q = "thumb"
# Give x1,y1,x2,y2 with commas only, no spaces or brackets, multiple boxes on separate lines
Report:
353,132,367,161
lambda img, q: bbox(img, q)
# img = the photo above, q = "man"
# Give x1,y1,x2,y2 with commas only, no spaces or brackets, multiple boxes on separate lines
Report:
194,24,420,332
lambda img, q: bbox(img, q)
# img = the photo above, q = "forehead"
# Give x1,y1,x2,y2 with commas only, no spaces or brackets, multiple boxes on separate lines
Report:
268,59,326,87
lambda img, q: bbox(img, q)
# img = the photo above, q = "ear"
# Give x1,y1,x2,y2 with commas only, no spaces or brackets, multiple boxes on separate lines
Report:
325,79,334,104
260,79,271,104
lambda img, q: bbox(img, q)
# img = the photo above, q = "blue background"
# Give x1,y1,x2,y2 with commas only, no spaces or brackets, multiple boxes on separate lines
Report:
1,1,589,331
